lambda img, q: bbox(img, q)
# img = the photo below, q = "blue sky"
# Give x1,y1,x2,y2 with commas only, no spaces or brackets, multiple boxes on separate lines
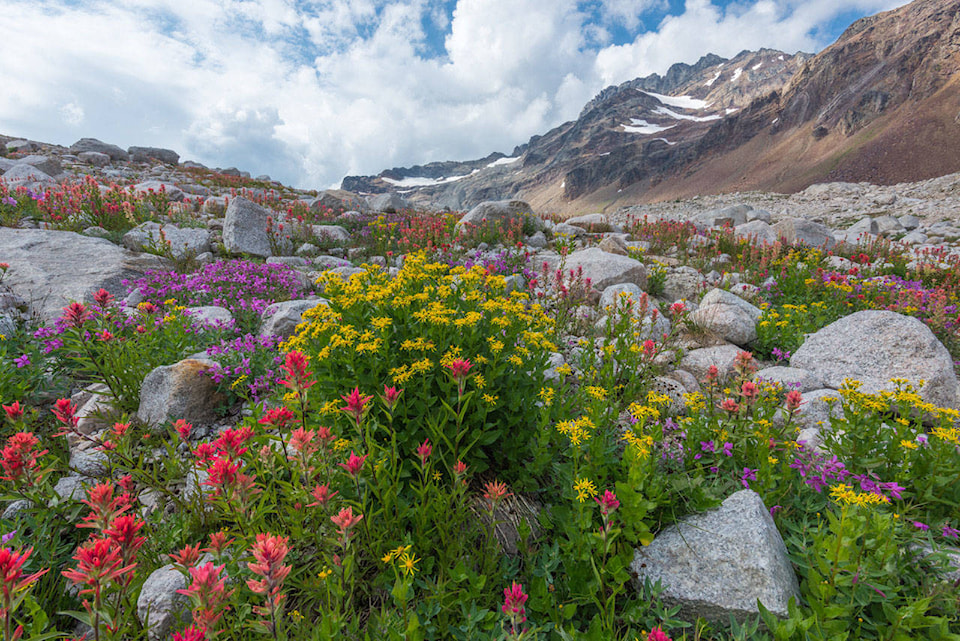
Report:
0,0,909,189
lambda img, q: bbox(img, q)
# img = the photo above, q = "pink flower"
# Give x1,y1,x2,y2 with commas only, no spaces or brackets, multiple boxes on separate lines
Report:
259,406,296,430
416,439,433,465
785,390,803,412
279,351,315,392
330,506,363,535
740,381,758,402
306,484,338,507
594,490,620,516
482,479,513,511
502,581,528,637
647,626,673,641
169,543,202,569
381,384,403,411
340,387,373,427
338,451,368,477
719,398,740,413
445,358,473,381
61,302,92,328
177,562,233,631
173,419,193,441
173,625,207,641
2,402,23,422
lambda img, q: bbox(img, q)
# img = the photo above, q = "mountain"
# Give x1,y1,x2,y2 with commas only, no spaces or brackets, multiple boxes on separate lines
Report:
342,0,960,214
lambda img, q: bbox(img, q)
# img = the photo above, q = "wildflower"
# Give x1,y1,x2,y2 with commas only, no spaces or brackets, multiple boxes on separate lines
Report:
669,301,685,315
0,545,48,637
247,533,292,630
502,582,528,637
92,288,114,308
317,567,332,580
722,442,733,457
97,330,113,342
733,350,756,377
704,365,719,384
483,479,513,511
445,358,473,394
330,506,363,538
104,514,146,566
594,490,620,516
741,467,758,489
740,381,758,402
202,531,235,558
2,402,23,422
913,521,930,531
573,477,598,503
61,302,92,328
719,398,740,413
339,387,373,428
381,384,403,412
170,543,202,569
0,432,48,486
647,627,673,641
785,390,803,412
642,339,656,357
397,551,420,577
78,482,131,531
51,398,79,435
212,426,254,458
62,537,136,606
177,562,233,631
174,419,193,441
12,354,29,369
942,524,960,540
259,406,296,431
173,625,207,641
338,451,368,477
306,484,338,507
416,439,432,465
279,350,315,392
453,460,468,482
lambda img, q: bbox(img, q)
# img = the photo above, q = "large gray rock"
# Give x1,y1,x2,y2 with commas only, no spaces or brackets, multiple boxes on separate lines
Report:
78,151,111,167
5,139,37,153
680,344,756,382
70,138,129,161
310,225,352,245
138,358,226,432
599,283,646,311
693,204,751,230
17,155,62,177
691,289,762,346
308,191,369,215
552,247,646,291
128,146,180,165
2,164,52,187
122,222,212,259
772,218,836,250
260,298,328,340
137,563,190,640
565,213,612,232
662,266,705,302
223,196,271,257
455,200,542,235
631,490,800,623
790,310,960,409
735,220,777,245
0,228,159,322
368,192,410,213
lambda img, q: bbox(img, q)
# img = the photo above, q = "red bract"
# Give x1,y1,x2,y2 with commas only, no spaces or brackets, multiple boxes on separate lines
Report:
339,387,373,427
247,534,292,633
338,451,368,477
61,537,136,602
306,483,338,507
720,398,740,413
104,515,146,567
173,625,207,641
280,351,315,392
647,627,673,641
594,490,620,516
259,406,295,430
502,581,528,638
445,358,473,381
177,562,233,631
483,479,513,511
0,546,48,630
61,302,92,328
174,419,193,441
740,381,759,402
2,402,23,422
380,384,403,411
170,543,202,569
92,288,114,308
212,426,254,458
202,531,235,558
0,432,47,486
78,482,131,532
51,398,79,435
331,507,363,536
416,439,432,465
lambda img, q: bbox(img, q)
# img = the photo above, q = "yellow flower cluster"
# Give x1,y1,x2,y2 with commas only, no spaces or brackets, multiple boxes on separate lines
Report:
622,430,655,460
829,483,889,507
556,416,596,447
573,477,598,503
538,387,555,406
585,386,607,401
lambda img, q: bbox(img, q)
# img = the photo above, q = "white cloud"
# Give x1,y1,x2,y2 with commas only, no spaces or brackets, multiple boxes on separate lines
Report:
0,0,911,189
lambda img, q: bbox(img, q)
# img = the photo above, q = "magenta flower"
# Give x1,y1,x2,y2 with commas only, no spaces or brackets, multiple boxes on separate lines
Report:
913,521,929,532
942,524,959,540
594,490,620,516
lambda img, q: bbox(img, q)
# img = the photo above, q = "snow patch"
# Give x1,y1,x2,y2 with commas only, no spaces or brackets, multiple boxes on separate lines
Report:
752,62,763,71
653,106,721,123
641,91,711,110
725,108,738,115
705,70,723,87
731,67,743,82
622,118,676,134
651,138,676,146
486,156,521,168
382,169,478,188
777,55,784,61
560,180,565,189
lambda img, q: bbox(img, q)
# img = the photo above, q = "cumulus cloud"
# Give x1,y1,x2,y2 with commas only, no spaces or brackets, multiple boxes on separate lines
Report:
0,0,910,189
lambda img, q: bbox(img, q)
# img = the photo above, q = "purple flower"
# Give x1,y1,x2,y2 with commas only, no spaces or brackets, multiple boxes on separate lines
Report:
741,467,758,488
722,442,733,457
913,521,929,532
916,434,928,447
1,196,16,207
942,524,960,540
13,354,30,368
1,530,16,544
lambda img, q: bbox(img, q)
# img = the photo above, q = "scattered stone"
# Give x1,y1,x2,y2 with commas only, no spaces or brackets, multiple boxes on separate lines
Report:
70,138,130,161
260,299,328,340
553,247,647,291
311,225,352,245
455,200,542,235
680,345,755,382
138,358,226,432
771,217,836,250
791,310,960,409
755,366,825,393
128,146,180,165
223,197,271,258
691,288,762,346
132,181,185,202
137,564,191,640
631,490,800,623
17,154,62,177
122,222,212,258
735,220,777,244
369,192,410,213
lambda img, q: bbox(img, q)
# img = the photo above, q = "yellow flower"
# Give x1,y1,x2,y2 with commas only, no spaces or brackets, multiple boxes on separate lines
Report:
482,393,498,406
508,355,523,367
586,386,607,401
318,567,332,580
573,477,598,503
900,439,919,450
230,375,247,390
398,551,420,577
829,483,889,507
555,363,573,377
538,387,555,406
333,438,351,452
474,373,486,390
289,610,304,622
